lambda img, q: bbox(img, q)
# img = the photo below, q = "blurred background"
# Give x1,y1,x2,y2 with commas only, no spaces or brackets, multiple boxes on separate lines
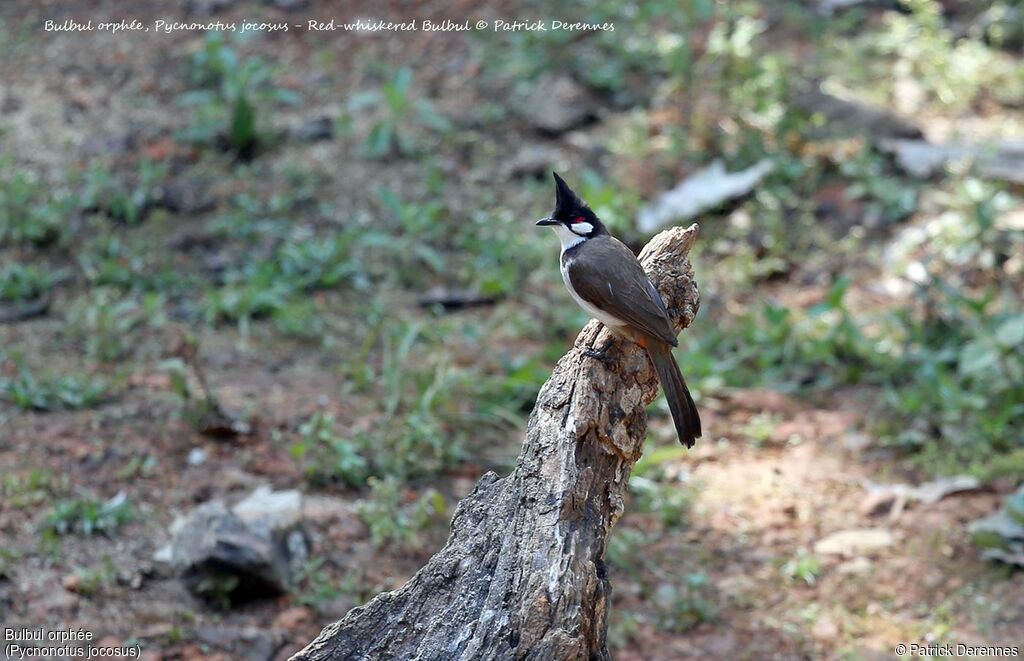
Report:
1,0,1022,659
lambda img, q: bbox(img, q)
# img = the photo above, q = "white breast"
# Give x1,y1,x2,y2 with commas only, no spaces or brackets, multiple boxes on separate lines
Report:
560,252,627,330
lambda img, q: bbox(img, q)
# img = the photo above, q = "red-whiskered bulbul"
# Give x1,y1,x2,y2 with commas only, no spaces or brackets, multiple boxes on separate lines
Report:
536,173,701,448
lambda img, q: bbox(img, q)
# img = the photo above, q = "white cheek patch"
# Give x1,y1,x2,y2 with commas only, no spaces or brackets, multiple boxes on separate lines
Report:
571,222,594,235
552,223,586,251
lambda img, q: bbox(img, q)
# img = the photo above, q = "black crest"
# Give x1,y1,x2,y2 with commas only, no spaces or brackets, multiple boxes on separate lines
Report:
550,172,603,233
552,172,584,219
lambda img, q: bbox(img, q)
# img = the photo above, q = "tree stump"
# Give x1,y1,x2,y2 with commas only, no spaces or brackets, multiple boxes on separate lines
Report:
291,224,701,661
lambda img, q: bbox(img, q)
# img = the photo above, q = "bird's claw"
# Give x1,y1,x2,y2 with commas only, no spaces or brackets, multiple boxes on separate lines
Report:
582,340,616,366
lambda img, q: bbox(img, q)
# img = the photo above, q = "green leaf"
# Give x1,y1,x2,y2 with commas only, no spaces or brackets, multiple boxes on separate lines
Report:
995,315,1024,349
959,340,1000,377
229,93,256,151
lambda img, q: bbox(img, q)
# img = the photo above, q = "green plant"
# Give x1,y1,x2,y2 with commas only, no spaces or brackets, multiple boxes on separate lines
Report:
1,367,110,411
80,159,167,225
740,412,780,447
357,476,445,551
0,263,64,302
688,276,874,392
69,289,145,361
876,285,1024,475
159,351,240,435
293,556,367,610
201,229,365,329
0,546,21,578
629,473,694,530
373,188,447,278
782,549,823,586
840,148,918,225
69,557,117,597
42,493,133,536
195,573,240,610
351,67,450,158
0,159,69,246
291,411,370,488
275,231,366,290
835,0,1024,111
78,233,149,289
180,32,299,156
202,280,292,326
2,468,59,509
653,572,717,633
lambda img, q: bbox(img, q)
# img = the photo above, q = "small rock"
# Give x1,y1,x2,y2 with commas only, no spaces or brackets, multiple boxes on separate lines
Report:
837,556,873,575
234,487,303,531
995,208,1024,232
154,178,215,215
62,573,81,593
520,74,595,134
318,594,357,620
302,495,356,526
273,605,312,630
793,85,921,139
724,388,799,415
861,475,980,517
290,116,333,142
194,626,287,661
860,491,899,517
842,431,874,452
969,485,1024,566
814,529,894,556
187,0,235,15
701,631,738,657
812,613,840,641
505,143,564,178
418,287,499,311
637,159,775,232
167,488,309,604
880,138,1024,183
187,447,207,466
27,584,78,619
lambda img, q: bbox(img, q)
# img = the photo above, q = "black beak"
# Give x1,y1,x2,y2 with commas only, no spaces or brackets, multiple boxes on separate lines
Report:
535,216,558,226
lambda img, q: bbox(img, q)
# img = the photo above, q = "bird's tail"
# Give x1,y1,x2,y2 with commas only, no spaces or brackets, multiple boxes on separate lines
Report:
647,342,702,448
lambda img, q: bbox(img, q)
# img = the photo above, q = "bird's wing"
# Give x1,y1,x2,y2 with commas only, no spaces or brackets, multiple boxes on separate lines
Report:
566,236,678,346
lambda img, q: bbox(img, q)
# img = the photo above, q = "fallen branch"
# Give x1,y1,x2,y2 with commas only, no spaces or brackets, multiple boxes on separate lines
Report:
292,224,701,661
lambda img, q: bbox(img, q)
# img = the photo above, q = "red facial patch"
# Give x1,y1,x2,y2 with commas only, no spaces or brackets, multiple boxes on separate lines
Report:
572,215,586,224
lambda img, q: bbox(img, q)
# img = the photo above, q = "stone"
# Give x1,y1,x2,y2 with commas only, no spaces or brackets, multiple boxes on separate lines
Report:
290,116,333,142
168,487,309,604
187,0,235,15
505,143,564,178
194,625,287,661
637,159,775,232
793,85,921,139
187,447,207,466
520,74,594,134
267,0,308,9
860,475,980,517
970,486,1024,566
273,605,313,630
837,556,873,575
812,613,840,641
879,138,1024,183
154,178,215,215
814,528,894,556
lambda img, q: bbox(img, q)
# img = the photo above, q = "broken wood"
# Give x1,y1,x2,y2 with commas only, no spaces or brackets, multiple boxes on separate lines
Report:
291,224,701,661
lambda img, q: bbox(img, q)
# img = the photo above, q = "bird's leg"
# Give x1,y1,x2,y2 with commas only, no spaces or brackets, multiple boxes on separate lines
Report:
582,336,616,366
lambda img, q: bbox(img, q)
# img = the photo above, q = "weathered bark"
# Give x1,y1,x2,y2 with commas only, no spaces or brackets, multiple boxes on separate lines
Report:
291,225,701,661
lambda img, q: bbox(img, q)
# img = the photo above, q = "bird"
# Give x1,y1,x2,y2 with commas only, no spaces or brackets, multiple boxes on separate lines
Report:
536,172,701,447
